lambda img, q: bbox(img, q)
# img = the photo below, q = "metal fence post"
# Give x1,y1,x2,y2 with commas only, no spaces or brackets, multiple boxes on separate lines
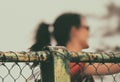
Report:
40,46,71,82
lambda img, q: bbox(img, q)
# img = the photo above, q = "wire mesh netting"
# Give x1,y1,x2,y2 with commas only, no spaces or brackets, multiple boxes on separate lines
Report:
0,46,120,82
1,62,120,82
0,62,41,82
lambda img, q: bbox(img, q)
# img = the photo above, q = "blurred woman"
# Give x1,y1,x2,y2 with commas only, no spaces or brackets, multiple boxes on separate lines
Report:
29,13,120,82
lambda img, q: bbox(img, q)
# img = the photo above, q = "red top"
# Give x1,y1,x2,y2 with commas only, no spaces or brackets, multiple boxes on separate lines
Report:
70,62,84,77
70,62,95,82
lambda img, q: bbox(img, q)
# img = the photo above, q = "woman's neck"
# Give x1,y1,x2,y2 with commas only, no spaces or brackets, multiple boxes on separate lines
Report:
66,41,82,52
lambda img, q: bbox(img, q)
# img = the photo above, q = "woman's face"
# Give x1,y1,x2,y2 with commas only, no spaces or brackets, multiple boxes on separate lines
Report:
70,18,90,49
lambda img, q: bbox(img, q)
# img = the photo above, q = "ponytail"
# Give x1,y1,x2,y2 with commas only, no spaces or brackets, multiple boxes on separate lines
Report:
30,22,51,51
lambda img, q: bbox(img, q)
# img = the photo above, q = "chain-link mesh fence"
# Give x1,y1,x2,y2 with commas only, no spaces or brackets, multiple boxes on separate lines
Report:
0,46,120,82
0,62,41,82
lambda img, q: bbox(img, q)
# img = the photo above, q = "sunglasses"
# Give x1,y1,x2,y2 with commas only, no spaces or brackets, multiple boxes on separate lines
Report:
81,26,90,30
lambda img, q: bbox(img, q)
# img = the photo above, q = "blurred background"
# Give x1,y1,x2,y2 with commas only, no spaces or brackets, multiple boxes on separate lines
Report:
0,0,120,82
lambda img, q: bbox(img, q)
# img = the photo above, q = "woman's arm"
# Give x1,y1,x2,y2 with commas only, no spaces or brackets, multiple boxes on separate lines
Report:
84,63,120,75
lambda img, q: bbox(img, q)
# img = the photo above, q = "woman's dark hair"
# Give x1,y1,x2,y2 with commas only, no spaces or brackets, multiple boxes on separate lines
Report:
30,13,82,51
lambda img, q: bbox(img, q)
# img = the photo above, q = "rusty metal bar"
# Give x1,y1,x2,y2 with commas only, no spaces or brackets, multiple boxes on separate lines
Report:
0,46,120,63
69,51,120,63
0,51,50,62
